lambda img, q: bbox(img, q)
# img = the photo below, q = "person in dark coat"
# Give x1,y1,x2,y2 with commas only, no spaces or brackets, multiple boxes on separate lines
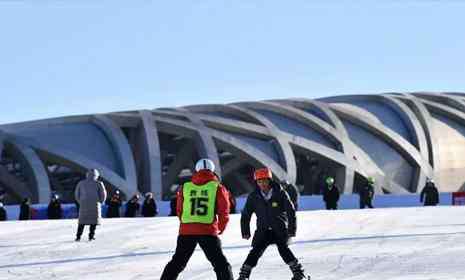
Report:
19,198,31,220
169,194,177,216
282,180,300,210
169,185,180,217
106,190,122,218
323,177,340,210
228,189,237,214
142,192,158,217
74,169,107,241
359,177,375,209
47,194,63,219
0,202,7,221
420,179,439,206
237,167,309,280
125,194,140,217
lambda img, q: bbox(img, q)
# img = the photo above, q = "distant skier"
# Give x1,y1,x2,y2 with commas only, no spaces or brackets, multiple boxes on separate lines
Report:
359,177,375,209
420,178,439,206
47,194,63,219
169,185,180,216
0,202,7,221
160,158,234,280
19,198,31,220
142,192,158,217
227,188,237,214
106,190,122,218
237,167,310,280
282,180,300,210
74,169,107,241
322,177,340,210
169,194,177,217
125,194,141,217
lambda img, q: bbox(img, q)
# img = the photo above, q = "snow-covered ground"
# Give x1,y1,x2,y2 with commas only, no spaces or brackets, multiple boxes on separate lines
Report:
1,206,465,280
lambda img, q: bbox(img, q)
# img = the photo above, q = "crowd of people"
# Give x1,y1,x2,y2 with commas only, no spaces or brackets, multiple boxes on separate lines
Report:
0,173,441,223
321,175,376,210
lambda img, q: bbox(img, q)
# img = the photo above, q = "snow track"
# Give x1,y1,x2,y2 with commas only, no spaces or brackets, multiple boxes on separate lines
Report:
1,207,465,280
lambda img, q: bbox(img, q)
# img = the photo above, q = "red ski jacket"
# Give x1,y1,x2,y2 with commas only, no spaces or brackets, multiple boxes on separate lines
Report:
177,170,231,236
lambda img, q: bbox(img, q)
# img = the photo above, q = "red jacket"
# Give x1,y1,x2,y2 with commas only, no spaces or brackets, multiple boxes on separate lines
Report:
177,170,230,236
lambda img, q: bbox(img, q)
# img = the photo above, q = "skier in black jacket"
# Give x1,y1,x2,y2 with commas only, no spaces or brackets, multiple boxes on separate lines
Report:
47,194,63,219
359,177,375,209
125,194,140,217
19,198,31,220
420,179,439,206
323,177,340,210
237,167,309,280
106,190,122,218
169,194,177,216
142,192,158,217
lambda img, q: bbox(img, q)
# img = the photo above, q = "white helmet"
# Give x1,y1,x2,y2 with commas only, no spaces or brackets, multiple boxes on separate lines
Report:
86,169,100,180
195,158,215,173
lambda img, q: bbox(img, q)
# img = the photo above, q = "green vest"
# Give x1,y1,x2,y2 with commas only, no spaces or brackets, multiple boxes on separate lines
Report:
181,181,219,224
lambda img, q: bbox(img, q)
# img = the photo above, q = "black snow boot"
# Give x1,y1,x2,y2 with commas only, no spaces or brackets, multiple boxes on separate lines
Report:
289,260,310,280
215,264,234,280
88,225,96,241
76,224,84,242
236,264,252,280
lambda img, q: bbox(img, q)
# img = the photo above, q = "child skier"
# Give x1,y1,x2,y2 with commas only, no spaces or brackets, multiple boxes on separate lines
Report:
237,167,310,280
160,158,234,280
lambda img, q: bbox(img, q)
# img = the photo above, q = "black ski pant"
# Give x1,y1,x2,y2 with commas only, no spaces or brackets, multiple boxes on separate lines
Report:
160,235,233,280
76,224,96,239
325,202,338,210
360,200,374,209
244,229,297,268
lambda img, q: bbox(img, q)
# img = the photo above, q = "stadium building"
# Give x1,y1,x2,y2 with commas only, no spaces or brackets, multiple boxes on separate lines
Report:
1,92,465,204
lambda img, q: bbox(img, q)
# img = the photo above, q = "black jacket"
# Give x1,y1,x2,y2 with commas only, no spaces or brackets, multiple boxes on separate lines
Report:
142,198,158,217
323,185,340,205
47,200,63,219
107,197,122,218
359,183,374,202
241,181,296,246
125,200,140,217
19,202,31,220
420,183,439,206
0,207,6,221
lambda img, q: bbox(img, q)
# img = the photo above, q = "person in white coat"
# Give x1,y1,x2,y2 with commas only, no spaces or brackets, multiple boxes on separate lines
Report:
74,169,107,241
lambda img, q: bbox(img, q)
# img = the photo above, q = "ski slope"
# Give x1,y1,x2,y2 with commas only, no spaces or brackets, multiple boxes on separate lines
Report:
1,207,465,280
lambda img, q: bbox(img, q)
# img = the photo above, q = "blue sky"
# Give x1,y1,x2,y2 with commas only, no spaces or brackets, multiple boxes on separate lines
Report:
1,1,465,124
